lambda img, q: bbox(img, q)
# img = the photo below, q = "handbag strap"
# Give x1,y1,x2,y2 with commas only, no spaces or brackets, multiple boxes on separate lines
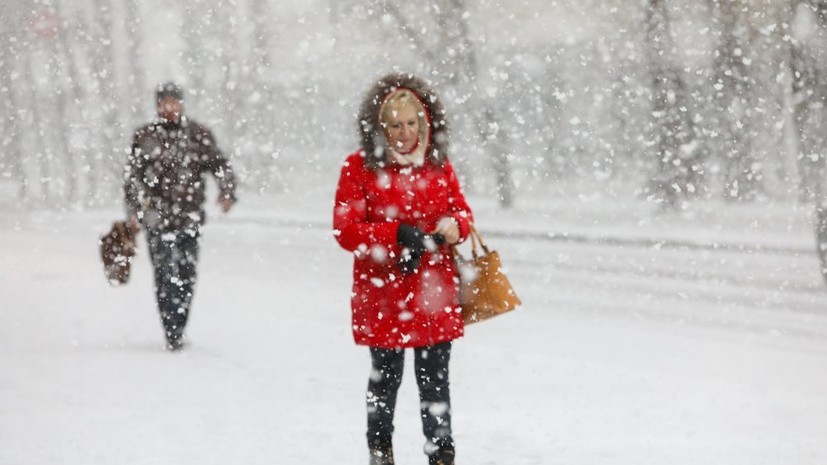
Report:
453,223,489,261
467,223,490,258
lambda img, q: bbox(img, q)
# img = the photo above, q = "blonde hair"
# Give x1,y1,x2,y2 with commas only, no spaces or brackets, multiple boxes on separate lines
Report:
379,89,429,139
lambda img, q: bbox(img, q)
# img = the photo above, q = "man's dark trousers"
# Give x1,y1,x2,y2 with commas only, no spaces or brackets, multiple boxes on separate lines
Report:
146,228,200,344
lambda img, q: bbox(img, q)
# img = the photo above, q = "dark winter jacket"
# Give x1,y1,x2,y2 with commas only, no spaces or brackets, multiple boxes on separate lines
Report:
333,74,474,349
124,117,237,232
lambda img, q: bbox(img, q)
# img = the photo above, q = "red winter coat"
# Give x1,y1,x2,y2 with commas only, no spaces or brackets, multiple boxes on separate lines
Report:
333,74,474,349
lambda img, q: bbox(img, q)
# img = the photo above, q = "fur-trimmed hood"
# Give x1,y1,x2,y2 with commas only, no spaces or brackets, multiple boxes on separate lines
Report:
358,73,449,170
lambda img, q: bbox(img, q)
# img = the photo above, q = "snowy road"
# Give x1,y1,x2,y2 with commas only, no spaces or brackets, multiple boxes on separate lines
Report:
2,208,827,465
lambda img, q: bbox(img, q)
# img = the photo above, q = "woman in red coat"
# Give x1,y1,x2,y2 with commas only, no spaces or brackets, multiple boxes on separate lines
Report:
333,74,473,465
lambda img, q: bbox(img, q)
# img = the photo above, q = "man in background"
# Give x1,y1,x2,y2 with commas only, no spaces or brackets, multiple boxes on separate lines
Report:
124,82,237,351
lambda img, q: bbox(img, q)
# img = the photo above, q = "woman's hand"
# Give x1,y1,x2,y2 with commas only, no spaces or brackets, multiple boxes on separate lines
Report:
432,217,460,245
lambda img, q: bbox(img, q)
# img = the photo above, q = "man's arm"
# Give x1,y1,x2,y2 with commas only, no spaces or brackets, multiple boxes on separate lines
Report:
198,127,237,212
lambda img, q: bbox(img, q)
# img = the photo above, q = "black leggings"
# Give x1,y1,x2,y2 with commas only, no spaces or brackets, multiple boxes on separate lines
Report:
367,341,453,451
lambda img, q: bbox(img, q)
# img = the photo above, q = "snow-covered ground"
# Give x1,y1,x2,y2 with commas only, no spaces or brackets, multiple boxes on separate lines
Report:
2,189,827,465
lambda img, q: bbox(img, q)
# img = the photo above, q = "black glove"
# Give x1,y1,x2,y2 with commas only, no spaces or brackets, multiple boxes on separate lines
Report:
397,224,427,274
396,225,447,274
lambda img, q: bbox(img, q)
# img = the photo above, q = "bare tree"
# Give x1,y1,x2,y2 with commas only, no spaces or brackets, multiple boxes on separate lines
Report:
64,4,103,202
182,1,207,97
23,44,53,203
181,1,244,144
708,0,763,201
644,0,702,209
125,0,146,125
87,0,124,203
48,4,78,204
791,0,827,203
244,0,286,191
0,0,28,200
791,0,827,284
217,1,243,146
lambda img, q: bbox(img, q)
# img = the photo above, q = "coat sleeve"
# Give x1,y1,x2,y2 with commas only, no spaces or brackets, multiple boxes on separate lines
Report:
443,160,474,243
199,128,237,202
333,154,399,255
123,130,146,220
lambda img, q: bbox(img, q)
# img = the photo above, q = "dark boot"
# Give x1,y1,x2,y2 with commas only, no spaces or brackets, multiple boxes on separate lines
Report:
369,436,394,465
369,446,394,465
428,443,455,465
165,330,186,351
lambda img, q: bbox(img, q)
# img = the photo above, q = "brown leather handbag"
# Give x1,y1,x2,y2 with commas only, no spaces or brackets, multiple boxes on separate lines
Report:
453,224,521,324
99,221,137,286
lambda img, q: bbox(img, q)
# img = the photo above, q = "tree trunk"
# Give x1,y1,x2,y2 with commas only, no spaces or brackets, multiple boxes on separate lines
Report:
125,0,146,125
713,0,762,202
48,11,77,205
89,0,123,204
23,48,52,203
0,1,28,200
182,1,207,103
218,2,242,146
247,0,284,191
791,0,827,205
644,0,701,209
382,0,515,207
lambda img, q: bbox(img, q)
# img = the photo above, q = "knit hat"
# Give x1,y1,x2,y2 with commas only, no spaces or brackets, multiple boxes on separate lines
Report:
156,81,184,102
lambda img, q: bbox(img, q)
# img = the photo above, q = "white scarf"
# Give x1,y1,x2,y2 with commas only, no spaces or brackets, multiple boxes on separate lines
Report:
389,140,427,167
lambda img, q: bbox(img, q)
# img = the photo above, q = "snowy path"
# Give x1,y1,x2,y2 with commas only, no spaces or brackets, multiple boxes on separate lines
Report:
2,208,827,465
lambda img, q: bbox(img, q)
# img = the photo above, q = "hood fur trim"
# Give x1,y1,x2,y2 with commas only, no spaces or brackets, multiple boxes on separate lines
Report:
358,73,449,170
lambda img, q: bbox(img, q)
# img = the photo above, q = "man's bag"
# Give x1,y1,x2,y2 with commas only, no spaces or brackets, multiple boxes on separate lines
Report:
454,224,521,324
99,221,137,286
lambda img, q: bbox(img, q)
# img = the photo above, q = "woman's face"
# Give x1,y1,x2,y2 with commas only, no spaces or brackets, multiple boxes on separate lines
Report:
384,104,420,153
